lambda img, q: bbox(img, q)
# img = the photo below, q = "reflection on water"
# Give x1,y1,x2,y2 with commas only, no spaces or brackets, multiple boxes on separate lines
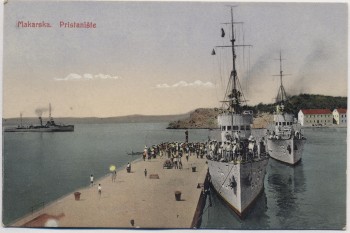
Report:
201,130,307,230
201,187,270,229
201,127,346,230
267,159,306,228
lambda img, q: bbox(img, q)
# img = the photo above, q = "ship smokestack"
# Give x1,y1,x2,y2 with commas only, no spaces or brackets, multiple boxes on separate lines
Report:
39,117,43,126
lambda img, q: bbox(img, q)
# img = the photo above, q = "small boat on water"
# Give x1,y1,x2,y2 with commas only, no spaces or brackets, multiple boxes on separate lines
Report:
127,151,143,156
4,103,74,132
266,53,306,165
206,7,269,217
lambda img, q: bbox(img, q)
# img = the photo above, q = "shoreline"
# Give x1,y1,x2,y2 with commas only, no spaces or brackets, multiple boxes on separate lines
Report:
301,125,347,129
7,157,143,227
11,154,208,228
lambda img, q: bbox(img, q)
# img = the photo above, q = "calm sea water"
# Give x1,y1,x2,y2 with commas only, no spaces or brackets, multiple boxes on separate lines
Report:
3,123,346,229
2,123,210,225
201,127,347,230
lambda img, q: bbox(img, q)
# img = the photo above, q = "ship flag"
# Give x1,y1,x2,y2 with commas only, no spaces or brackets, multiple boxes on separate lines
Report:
221,28,225,37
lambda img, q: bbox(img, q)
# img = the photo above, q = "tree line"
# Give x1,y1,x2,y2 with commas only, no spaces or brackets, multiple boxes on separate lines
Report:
244,94,347,116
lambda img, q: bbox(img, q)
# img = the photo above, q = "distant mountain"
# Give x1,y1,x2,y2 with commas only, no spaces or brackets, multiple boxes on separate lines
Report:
2,113,190,126
3,94,346,128
167,94,347,129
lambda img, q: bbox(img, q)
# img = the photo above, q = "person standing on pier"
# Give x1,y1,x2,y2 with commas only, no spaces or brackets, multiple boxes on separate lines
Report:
179,156,183,169
90,174,94,187
143,146,148,161
112,170,117,182
98,184,102,198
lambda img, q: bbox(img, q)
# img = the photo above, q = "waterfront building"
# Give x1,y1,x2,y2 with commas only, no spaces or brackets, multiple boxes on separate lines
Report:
333,108,347,125
298,109,333,126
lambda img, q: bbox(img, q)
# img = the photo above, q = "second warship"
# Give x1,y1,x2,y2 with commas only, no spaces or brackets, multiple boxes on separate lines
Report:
266,53,306,165
4,103,74,132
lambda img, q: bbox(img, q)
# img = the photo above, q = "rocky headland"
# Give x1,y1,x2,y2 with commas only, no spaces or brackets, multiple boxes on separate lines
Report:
167,108,273,129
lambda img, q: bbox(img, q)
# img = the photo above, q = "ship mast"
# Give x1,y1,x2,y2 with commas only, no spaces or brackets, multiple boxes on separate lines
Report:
274,51,289,104
20,112,23,127
214,6,251,114
212,6,251,139
49,103,53,121
230,7,239,114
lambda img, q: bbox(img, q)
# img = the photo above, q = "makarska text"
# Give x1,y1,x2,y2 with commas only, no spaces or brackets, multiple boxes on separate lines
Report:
17,21,51,28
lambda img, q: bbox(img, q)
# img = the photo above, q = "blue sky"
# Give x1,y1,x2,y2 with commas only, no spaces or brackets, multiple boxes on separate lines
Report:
3,1,348,118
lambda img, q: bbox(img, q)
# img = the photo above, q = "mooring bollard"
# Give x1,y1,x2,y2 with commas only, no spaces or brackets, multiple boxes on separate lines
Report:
175,191,182,201
74,192,81,201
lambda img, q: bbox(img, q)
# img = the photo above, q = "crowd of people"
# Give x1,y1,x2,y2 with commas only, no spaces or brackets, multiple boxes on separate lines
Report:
142,135,268,165
206,135,268,163
91,134,267,198
143,142,207,168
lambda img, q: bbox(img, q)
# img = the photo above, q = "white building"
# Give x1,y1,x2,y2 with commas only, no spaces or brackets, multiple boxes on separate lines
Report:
333,108,347,125
298,109,333,126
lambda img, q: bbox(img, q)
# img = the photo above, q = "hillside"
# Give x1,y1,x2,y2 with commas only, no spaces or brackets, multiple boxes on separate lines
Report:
167,108,220,129
251,94,347,115
167,94,347,129
167,109,273,129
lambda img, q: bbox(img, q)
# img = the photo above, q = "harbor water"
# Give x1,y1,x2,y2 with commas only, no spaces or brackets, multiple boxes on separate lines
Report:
3,123,346,229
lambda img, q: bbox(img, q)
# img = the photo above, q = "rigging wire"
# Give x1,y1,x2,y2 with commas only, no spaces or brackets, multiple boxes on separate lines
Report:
219,41,224,92
242,25,246,92
248,45,251,95
222,75,232,110
223,24,230,94
237,76,248,107
212,50,220,103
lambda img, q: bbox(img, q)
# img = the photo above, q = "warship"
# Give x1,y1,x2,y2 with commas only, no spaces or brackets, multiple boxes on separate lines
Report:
206,7,269,217
4,104,74,132
266,53,306,165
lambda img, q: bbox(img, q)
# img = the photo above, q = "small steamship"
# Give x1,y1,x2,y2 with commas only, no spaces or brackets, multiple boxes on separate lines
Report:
4,104,74,132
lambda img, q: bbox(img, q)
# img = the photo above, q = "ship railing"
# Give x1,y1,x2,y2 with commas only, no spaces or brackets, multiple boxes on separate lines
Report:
207,150,268,164
268,130,305,140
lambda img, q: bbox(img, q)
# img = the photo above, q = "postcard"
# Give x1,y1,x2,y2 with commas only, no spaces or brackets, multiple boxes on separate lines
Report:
2,0,347,230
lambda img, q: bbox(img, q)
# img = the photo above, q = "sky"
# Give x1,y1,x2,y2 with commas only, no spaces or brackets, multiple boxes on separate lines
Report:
3,1,348,118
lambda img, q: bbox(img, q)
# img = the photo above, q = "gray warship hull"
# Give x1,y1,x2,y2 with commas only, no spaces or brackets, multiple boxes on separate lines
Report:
208,157,269,216
267,138,305,165
4,125,74,132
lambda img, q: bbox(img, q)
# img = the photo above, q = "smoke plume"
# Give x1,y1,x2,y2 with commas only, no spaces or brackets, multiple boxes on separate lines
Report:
241,48,277,104
35,107,49,117
289,40,332,96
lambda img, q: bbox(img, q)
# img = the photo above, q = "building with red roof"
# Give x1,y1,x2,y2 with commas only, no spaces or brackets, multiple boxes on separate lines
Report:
298,109,333,126
332,108,347,125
